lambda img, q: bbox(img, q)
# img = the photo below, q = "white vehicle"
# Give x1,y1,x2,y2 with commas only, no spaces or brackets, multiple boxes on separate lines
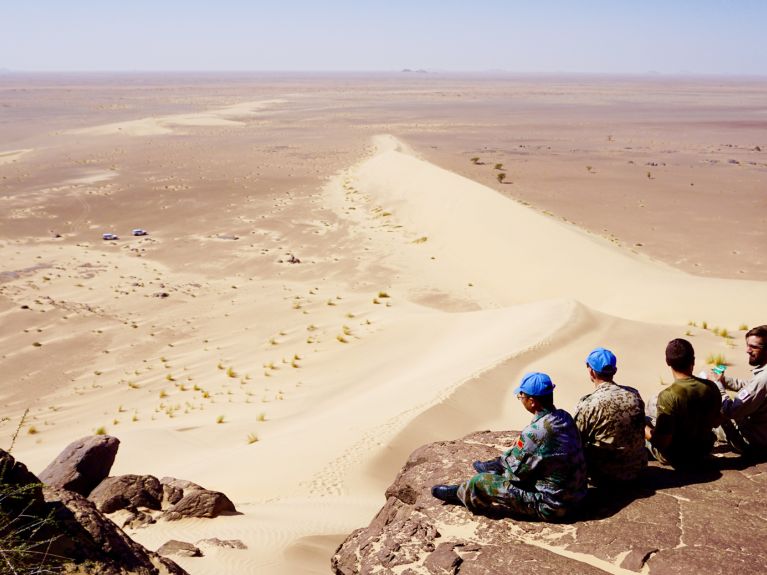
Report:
102,233,119,241
132,229,148,236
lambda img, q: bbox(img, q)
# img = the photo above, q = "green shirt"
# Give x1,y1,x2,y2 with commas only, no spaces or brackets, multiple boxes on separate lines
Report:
654,375,721,465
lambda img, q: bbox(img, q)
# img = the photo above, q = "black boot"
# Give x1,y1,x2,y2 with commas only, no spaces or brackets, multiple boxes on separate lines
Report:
472,457,504,474
431,484,460,504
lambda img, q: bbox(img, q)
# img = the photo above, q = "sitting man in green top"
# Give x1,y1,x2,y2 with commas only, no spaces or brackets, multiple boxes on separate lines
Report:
574,347,647,484
431,372,588,521
645,338,722,467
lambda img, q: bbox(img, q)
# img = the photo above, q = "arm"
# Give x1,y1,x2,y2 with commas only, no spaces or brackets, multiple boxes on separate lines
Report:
720,376,767,421
650,412,673,452
721,373,751,392
501,427,545,482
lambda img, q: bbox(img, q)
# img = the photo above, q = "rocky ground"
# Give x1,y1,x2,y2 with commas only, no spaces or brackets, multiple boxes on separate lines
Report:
332,430,767,575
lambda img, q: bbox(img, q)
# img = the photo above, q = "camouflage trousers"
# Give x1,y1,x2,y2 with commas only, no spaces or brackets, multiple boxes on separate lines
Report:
456,472,562,521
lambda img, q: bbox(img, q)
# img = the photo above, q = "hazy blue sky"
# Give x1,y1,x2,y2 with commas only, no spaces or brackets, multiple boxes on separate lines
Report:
2,0,764,74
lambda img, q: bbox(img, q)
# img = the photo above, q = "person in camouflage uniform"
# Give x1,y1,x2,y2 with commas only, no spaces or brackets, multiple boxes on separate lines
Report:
431,372,588,521
574,347,647,484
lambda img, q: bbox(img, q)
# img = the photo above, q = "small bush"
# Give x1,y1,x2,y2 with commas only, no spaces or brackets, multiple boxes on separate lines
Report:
216,415,225,424
706,352,728,366
95,426,106,435
247,433,259,444
227,367,237,378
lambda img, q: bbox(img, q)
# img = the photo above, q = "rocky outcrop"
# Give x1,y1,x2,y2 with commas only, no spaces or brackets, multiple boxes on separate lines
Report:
89,474,164,513
332,430,767,575
0,449,188,575
38,435,119,496
87,473,237,525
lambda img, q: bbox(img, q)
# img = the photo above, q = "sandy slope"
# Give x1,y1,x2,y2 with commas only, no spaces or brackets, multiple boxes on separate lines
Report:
4,131,763,575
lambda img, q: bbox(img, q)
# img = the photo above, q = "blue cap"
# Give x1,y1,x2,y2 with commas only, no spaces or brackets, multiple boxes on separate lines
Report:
514,372,555,397
586,347,617,375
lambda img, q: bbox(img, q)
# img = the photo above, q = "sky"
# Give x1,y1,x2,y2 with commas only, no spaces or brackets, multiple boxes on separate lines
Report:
2,0,765,75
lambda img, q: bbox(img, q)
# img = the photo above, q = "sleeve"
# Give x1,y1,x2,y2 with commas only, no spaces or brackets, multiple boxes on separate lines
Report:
653,389,676,439
573,397,592,442
501,425,545,482
722,374,750,392
720,376,767,421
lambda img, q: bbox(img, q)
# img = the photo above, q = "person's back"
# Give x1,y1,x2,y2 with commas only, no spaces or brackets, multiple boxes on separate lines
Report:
647,339,722,467
501,406,587,516
655,374,721,465
576,382,647,482
575,348,647,483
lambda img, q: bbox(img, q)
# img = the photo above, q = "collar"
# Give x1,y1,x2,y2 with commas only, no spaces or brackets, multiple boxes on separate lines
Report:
531,407,553,423
754,364,765,375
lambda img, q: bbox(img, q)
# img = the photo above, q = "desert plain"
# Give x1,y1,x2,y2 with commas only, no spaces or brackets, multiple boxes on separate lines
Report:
1,72,766,574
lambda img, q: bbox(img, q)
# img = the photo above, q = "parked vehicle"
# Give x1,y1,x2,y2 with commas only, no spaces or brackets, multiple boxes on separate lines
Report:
132,229,148,236
102,233,119,241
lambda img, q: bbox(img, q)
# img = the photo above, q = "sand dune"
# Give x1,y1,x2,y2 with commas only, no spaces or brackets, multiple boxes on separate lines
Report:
4,93,764,575
0,148,33,164
70,100,285,136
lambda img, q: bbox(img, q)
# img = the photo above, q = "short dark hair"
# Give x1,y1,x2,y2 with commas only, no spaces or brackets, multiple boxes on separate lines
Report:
594,367,616,382
666,338,695,372
533,393,555,409
746,325,767,340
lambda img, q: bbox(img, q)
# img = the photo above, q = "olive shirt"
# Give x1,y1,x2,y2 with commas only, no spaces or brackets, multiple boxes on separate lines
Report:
574,382,647,483
652,375,722,466
718,363,767,453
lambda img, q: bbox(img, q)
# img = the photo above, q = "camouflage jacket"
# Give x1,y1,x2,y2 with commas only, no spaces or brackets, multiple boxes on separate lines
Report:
574,381,647,482
500,408,588,510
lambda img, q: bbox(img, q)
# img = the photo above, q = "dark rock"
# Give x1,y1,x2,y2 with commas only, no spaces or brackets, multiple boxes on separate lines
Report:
162,483,184,506
157,540,202,558
111,508,157,529
332,430,767,575
196,538,248,550
45,486,188,574
160,477,204,492
162,489,237,521
38,435,120,496
153,292,170,298
1,448,188,574
89,474,163,513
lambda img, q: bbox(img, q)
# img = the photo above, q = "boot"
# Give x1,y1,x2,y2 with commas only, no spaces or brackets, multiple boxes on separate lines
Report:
431,484,460,504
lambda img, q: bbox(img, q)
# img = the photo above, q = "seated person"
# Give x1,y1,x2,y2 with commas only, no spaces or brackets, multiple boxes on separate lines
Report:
574,347,647,484
431,372,587,521
646,339,722,467
710,325,767,457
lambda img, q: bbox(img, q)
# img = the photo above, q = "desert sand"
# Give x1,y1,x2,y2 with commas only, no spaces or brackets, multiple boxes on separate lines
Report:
1,73,765,574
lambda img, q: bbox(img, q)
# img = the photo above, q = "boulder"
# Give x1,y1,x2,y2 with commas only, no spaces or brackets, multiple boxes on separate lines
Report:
157,476,237,521
89,474,163,513
332,430,767,575
38,435,120,496
162,489,237,521
157,540,202,558
45,486,188,574
0,449,187,575
196,537,248,550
